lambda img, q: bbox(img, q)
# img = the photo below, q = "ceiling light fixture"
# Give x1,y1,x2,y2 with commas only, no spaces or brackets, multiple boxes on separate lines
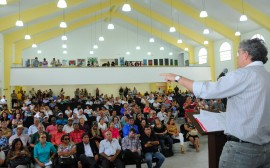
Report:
93,44,98,49
169,52,173,56
24,25,31,40
107,23,114,30
99,36,104,41
107,0,114,30
122,1,131,12
169,0,176,32
200,0,208,18
235,31,241,36
24,34,31,40
126,51,130,55
147,52,151,56
177,39,183,44
62,44,67,48
160,46,164,51
60,9,67,28
0,0,7,5
61,35,67,40
204,40,209,45
60,21,67,28
63,50,67,54
32,44,37,48
15,0,24,27
149,37,155,43
135,16,141,50
37,50,42,54
235,23,241,36
239,0,247,21
169,26,176,32
203,28,210,34
57,0,67,8
184,48,188,51
89,50,94,55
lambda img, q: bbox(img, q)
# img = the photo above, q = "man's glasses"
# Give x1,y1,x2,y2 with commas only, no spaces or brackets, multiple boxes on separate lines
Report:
64,138,70,141
40,137,46,139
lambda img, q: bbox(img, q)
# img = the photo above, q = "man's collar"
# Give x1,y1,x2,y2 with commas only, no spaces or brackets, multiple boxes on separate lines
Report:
246,61,263,67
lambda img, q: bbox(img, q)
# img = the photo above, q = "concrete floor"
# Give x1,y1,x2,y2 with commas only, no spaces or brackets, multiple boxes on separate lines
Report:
127,132,209,168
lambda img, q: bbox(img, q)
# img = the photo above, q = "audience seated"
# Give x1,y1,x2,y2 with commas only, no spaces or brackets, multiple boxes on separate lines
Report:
57,134,76,168
69,123,84,144
141,125,165,168
184,117,200,152
122,117,140,137
34,133,56,168
76,133,99,168
0,87,216,167
7,138,31,168
51,124,66,146
99,130,124,168
121,128,142,168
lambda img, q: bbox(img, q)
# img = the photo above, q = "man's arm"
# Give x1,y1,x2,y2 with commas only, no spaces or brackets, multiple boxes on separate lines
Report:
160,73,194,92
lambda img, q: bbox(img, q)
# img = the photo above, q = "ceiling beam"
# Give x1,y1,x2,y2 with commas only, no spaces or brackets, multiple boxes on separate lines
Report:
0,0,85,32
222,0,270,32
14,12,109,63
130,1,209,46
162,0,239,41
114,12,194,61
5,0,112,43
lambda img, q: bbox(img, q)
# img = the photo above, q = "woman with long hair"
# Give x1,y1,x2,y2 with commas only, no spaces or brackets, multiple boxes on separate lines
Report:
7,138,31,168
166,118,185,153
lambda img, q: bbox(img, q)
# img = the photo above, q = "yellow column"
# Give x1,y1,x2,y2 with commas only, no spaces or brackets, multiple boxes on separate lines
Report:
208,43,216,81
3,38,12,107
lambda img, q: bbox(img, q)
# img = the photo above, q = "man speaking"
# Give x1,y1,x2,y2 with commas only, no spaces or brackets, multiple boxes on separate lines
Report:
161,38,270,168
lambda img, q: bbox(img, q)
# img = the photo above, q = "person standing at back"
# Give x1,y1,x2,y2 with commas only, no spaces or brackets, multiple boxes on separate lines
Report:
161,38,270,168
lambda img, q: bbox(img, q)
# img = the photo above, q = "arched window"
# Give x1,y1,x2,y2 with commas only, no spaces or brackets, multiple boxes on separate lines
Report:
251,34,265,41
219,42,231,61
198,48,207,64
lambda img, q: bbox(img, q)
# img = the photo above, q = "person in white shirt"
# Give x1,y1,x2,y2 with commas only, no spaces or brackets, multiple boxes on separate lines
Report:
161,38,270,168
157,106,167,123
9,125,29,147
28,118,43,136
63,118,74,134
99,130,124,168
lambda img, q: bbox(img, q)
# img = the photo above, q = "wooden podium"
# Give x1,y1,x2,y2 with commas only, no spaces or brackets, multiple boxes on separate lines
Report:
187,112,227,168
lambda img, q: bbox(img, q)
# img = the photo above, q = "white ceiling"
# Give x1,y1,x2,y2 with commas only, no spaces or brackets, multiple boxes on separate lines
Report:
0,0,269,54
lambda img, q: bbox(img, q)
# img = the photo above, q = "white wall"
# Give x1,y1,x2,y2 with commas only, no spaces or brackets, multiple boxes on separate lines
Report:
10,66,211,86
0,33,3,96
241,28,270,71
22,21,186,66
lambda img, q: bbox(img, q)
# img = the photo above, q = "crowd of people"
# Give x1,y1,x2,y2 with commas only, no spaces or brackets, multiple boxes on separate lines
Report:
0,86,226,168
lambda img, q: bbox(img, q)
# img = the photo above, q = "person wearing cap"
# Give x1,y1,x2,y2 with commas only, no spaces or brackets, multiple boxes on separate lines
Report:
56,112,67,125
63,117,74,133
9,125,30,147
42,115,50,129
70,123,84,144
51,124,66,146
30,123,50,148
122,117,140,137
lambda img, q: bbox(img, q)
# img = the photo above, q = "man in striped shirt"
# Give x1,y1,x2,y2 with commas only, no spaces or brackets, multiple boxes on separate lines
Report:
161,38,270,168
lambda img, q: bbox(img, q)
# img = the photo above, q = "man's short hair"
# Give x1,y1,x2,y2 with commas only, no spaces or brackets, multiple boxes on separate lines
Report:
129,128,136,134
239,38,268,64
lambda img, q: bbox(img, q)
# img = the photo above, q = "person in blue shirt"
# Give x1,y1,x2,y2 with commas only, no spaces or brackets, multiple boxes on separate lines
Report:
122,117,139,137
34,133,56,168
56,113,67,125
